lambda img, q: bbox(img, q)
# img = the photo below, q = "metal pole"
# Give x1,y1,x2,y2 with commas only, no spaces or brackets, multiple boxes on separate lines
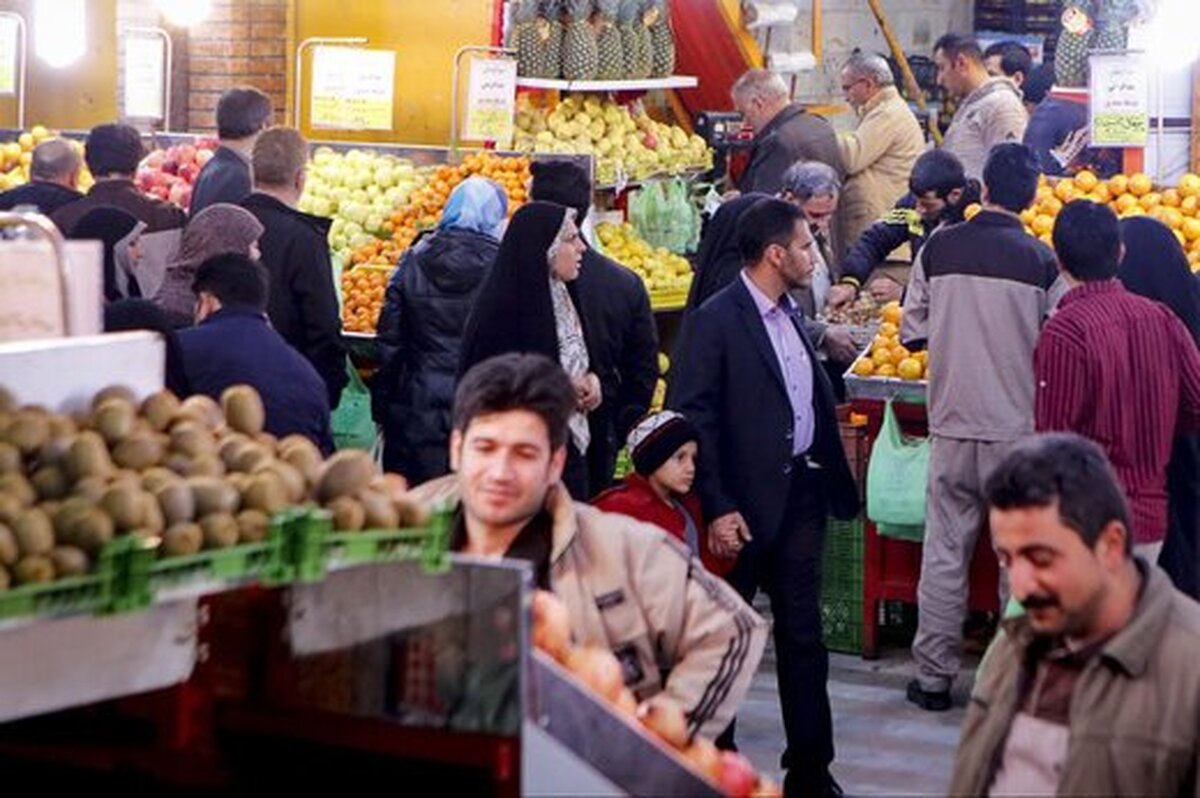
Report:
449,45,516,155
122,27,173,132
293,36,368,130
866,0,942,145
0,13,27,130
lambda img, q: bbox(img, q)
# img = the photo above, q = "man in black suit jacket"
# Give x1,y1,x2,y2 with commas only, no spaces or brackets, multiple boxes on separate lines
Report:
669,198,858,798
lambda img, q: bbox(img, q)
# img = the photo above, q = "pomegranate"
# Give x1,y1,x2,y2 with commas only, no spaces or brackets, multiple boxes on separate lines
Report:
717,751,760,798
531,589,572,662
564,645,625,703
682,737,723,783
637,694,689,750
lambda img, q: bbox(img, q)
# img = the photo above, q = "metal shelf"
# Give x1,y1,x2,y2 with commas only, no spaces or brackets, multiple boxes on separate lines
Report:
516,75,699,92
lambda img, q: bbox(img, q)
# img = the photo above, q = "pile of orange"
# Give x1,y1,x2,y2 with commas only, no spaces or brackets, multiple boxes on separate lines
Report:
1015,170,1200,269
354,153,532,267
849,301,929,382
340,266,391,334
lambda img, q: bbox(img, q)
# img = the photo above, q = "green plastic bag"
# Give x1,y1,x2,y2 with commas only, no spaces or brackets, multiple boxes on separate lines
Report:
331,359,378,451
866,400,930,538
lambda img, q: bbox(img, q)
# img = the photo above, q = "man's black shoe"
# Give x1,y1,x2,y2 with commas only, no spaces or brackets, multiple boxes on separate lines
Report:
906,678,952,712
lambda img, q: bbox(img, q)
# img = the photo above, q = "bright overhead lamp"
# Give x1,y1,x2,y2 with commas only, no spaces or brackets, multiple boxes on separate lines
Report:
35,0,86,69
155,0,213,28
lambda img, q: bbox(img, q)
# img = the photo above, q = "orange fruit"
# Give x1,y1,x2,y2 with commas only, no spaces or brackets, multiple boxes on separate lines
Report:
1139,192,1163,211
1173,229,1187,248
1181,195,1199,216
1161,188,1182,207
1074,170,1099,193
1121,206,1146,218
1178,173,1200,198
891,345,912,363
1039,232,1054,247
1019,207,1037,226
871,335,893,352
1091,183,1111,203
880,302,902,326
1036,185,1054,203
897,358,924,381
1054,180,1077,203
1182,217,1200,242
871,347,895,366
963,203,982,221
1114,193,1138,214
852,358,875,377
1107,174,1129,197
1160,207,1184,230
878,321,899,338
875,363,898,378
1128,173,1153,197
1032,214,1055,236
1040,196,1064,216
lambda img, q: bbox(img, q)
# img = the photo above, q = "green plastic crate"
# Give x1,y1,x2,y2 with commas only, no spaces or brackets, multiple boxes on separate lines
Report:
318,506,452,576
821,516,865,654
0,534,144,621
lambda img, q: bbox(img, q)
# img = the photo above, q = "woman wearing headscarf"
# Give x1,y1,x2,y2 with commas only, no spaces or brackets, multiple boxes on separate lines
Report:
459,201,594,497
1118,217,1200,598
103,298,191,397
154,203,265,326
373,177,508,484
684,192,770,314
67,206,145,303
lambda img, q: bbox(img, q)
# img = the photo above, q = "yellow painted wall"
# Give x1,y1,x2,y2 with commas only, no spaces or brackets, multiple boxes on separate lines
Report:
294,0,495,146
0,0,118,131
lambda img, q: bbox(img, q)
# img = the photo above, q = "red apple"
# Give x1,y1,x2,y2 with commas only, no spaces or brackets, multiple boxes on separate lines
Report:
682,738,723,783
178,163,199,183
176,144,197,165
642,132,659,150
531,589,571,662
637,695,689,750
195,149,214,168
143,150,165,170
564,645,625,704
168,182,188,206
718,751,759,798
162,159,179,176
151,185,170,200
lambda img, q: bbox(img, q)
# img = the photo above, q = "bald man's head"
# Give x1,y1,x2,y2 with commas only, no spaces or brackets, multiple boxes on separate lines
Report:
31,139,82,189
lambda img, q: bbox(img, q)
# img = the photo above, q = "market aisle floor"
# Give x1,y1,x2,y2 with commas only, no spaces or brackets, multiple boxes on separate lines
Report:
735,613,977,796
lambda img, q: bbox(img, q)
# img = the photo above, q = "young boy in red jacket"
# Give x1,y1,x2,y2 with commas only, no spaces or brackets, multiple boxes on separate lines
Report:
594,411,734,576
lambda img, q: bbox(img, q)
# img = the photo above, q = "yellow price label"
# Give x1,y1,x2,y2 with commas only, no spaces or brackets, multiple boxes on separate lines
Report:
1092,113,1148,147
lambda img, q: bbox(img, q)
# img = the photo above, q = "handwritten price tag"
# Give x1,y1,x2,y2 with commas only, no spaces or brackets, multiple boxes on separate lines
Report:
311,47,396,131
1088,52,1149,147
464,57,517,145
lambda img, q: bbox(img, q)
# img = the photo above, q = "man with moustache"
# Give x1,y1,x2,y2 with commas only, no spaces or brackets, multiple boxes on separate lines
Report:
669,198,859,796
950,433,1200,796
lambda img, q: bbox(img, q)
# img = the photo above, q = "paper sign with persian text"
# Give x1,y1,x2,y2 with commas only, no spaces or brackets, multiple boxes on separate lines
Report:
310,47,395,131
0,16,17,97
1089,52,1149,147
123,35,165,120
464,57,517,145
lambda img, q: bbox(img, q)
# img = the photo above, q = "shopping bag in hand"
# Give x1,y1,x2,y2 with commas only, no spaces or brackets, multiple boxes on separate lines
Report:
331,359,378,451
866,400,930,540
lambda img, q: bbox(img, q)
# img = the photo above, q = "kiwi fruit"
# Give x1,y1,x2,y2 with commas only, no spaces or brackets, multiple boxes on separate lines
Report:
254,432,278,451
231,444,272,475
65,431,114,481
46,414,77,440
13,555,54,584
170,423,216,458
316,451,377,505
327,496,365,532
52,496,94,542
256,460,306,503
280,437,322,481
0,564,9,591
395,495,431,528
13,508,54,556
37,436,73,469
218,434,252,469
72,509,115,555
0,522,17,565
181,454,225,479
30,465,69,501
140,467,180,494
0,441,21,473
0,387,14,414
187,476,240,517
162,522,203,556
221,385,265,436
108,469,144,491
49,546,89,577
138,492,165,534
177,395,224,431
164,453,192,475
72,475,108,503
236,509,271,543
0,473,36,507
3,411,50,456
113,433,165,471
100,485,145,531
92,385,137,410
140,390,181,432
155,481,195,526
0,493,20,525
358,490,399,530
242,472,287,514
200,513,239,549
93,399,136,446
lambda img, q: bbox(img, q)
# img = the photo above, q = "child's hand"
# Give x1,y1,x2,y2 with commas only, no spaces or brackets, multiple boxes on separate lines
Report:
708,511,750,558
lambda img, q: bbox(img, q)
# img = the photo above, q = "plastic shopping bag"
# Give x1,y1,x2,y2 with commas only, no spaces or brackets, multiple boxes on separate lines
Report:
331,359,378,452
866,400,930,538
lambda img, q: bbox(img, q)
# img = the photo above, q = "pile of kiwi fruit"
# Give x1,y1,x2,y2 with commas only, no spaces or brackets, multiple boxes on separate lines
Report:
0,383,423,591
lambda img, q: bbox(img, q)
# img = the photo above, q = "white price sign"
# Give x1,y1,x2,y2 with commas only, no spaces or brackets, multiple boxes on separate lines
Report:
464,57,517,145
1089,51,1149,148
123,35,165,120
0,16,18,97
310,47,396,131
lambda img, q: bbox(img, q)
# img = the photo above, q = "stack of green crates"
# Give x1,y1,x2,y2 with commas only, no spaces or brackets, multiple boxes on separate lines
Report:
821,515,865,654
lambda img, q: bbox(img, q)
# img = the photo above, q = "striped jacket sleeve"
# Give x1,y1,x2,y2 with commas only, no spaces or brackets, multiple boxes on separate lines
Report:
1034,321,1093,433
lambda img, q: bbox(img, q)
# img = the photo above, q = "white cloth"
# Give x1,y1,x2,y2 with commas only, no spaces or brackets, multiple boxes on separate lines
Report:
549,276,590,453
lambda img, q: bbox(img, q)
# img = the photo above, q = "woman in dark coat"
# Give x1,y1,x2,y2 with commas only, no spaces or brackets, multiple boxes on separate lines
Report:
459,201,595,497
684,192,770,313
1119,216,1200,598
67,206,145,303
374,177,507,484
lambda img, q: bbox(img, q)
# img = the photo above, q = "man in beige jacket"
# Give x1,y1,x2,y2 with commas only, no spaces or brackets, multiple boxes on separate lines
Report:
409,353,768,739
836,52,926,252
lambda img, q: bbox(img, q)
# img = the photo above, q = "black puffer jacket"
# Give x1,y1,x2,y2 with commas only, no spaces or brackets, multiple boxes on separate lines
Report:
373,228,497,483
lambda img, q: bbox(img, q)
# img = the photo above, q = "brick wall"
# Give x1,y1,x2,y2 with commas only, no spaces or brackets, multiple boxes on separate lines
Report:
186,0,290,131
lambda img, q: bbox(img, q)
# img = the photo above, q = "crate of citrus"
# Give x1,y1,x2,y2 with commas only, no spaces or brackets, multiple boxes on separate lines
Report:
844,301,928,402
340,265,392,335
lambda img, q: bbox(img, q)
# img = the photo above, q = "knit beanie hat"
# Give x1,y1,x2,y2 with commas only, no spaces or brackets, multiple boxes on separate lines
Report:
627,411,698,476
529,159,592,223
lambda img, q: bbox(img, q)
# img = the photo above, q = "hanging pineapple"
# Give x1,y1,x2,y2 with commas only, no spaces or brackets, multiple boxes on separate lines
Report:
595,0,625,80
1053,0,1144,87
561,0,599,80
646,0,675,78
510,0,544,78
541,0,566,79
619,0,652,79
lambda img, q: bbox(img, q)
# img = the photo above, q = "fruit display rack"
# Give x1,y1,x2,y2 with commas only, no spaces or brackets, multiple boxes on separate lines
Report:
515,75,699,92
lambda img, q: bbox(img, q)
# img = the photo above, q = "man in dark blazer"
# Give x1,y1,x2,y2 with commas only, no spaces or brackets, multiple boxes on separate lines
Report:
191,87,273,216
669,197,858,798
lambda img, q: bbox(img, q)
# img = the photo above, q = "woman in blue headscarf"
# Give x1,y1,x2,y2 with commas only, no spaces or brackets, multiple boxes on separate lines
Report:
373,176,508,483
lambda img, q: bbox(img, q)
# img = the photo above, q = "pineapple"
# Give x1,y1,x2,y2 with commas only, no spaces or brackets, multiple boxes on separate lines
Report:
540,0,565,79
510,0,544,78
618,0,651,79
1053,0,1133,88
595,0,624,80
645,0,675,78
561,0,599,81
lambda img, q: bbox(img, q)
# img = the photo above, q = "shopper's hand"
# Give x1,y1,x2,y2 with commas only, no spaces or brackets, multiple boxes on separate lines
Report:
867,277,904,304
708,512,751,558
821,325,859,364
575,373,602,413
825,283,857,311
